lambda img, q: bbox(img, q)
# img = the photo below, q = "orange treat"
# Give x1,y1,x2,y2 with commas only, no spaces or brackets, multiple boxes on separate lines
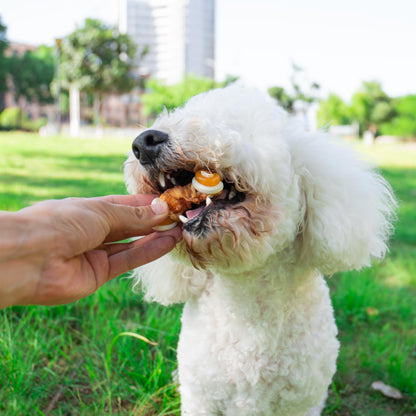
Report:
194,170,221,187
159,183,206,221
154,170,223,227
153,216,178,231
192,170,224,195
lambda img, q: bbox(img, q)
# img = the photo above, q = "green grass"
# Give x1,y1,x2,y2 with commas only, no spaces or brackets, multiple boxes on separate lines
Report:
0,132,182,415
0,132,130,210
323,142,416,415
1,132,415,415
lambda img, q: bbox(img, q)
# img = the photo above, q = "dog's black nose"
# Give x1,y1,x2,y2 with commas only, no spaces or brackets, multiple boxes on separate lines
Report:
132,129,169,165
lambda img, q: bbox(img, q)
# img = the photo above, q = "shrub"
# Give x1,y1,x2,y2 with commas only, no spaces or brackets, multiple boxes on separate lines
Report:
24,117,47,131
0,107,27,130
142,76,220,118
380,95,416,139
0,107,47,131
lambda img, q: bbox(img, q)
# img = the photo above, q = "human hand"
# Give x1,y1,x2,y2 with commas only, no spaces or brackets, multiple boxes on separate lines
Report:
0,195,182,308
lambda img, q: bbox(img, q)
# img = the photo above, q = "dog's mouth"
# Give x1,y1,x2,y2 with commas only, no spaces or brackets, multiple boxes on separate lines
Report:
127,126,265,268
151,167,246,233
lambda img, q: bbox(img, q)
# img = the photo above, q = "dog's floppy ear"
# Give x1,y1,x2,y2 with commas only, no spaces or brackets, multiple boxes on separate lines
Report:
290,132,396,275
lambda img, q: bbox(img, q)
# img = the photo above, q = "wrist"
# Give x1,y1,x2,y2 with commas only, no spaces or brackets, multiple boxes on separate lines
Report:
0,210,52,307
0,211,27,259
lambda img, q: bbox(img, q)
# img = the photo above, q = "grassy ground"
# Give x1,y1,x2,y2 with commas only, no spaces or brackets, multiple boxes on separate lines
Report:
323,142,416,415
0,132,415,415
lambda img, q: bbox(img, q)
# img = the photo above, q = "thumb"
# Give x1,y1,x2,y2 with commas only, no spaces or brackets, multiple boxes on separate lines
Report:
99,199,173,242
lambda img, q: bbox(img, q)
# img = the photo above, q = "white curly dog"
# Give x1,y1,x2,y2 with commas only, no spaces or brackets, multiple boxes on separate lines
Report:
124,86,395,416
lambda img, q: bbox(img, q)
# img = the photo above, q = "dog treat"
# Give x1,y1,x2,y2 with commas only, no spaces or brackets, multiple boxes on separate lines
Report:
153,170,224,227
192,170,224,195
159,182,205,220
152,217,179,231
151,198,179,231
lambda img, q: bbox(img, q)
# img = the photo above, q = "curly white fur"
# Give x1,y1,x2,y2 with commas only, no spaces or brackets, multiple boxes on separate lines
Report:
124,85,396,415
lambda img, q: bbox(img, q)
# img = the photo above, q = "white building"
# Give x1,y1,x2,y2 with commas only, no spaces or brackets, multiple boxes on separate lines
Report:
119,0,215,84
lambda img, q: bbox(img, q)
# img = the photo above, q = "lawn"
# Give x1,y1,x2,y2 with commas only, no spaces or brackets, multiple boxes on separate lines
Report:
0,132,415,415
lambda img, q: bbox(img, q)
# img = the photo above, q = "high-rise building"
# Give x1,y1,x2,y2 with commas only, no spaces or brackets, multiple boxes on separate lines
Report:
119,0,215,84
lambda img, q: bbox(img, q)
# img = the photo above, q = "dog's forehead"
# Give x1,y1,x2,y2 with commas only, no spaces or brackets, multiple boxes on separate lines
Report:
153,96,286,148
156,86,281,122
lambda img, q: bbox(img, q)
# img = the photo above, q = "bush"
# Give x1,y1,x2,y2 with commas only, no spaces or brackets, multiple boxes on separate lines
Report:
317,93,353,129
142,76,220,118
0,107,26,130
24,117,47,131
0,107,47,131
380,95,416,139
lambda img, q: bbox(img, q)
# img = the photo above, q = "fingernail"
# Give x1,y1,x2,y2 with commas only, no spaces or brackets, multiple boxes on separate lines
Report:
151,199,168,215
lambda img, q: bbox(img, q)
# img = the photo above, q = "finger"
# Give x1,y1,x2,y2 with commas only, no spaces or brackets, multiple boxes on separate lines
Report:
95,194,158,207
101,241,132,256
101,234,159,256
107,235,179,279
102,235,157,257
94,199,172,242
102,227,183,256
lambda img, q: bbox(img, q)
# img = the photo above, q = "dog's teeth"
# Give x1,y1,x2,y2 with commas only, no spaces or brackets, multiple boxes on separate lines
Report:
179,215,189,223
168,174,177,185
158,172,166,188
206,196,212,206
228,189,236,200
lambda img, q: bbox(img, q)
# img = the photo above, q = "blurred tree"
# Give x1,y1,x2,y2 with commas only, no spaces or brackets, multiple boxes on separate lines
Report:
317,93,352,128
60,18,139,128
380,95,416,139
350,81,395,135
8,46,55,104
268,86,295,113
290,62,320,106
142,75,236,118
0,107,27,129
222,74,240,87
268,63,320,113
0,16,9,102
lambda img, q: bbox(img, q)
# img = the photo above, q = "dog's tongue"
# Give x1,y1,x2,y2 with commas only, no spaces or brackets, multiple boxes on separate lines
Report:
185,191,227,220
185,205,205,220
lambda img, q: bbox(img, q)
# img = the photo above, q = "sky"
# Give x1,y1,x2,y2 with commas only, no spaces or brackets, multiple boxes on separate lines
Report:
1,0,416,100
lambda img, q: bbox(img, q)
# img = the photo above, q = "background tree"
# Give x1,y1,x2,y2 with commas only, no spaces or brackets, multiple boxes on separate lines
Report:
268,63,320,113
349,81,395,135
380,95,416,139
290,62,320,106
267,86,295,113
317,93,352,128
60,18,138,128
0,16,9,105
8,46,55,105
142,75,237,119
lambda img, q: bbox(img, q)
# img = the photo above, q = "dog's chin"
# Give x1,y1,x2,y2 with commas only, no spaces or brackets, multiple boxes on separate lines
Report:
180,198,262,269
